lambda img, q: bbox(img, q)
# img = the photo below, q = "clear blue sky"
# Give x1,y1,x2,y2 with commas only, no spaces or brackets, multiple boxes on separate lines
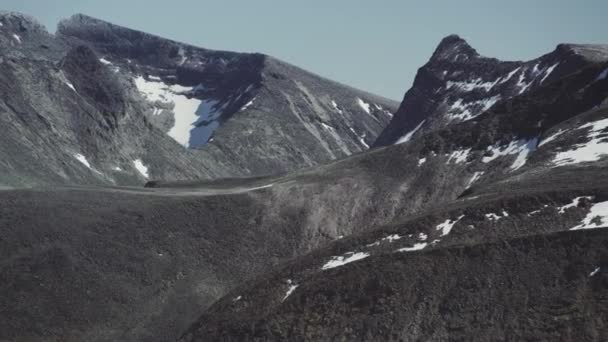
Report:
1,0,606,100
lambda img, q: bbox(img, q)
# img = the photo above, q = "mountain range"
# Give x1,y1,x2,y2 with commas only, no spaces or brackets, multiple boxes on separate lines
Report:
1,10,607,342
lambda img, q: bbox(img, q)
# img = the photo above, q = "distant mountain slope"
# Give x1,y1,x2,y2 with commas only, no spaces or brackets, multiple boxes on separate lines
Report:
374,34,608,146
57,14,397,178
0,12,397,187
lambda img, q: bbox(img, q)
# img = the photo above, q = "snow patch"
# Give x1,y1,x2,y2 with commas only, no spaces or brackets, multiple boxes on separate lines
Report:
553,118,608,166
483,138,538,170
99,58,112,65
466,171,484,188
500,67,522,84
322,252,369,270
418,157,427,166
590,267,600,277
446,77,500,92
240,98,255,111
356,98,371,114
436,215,464,236
570,201,608,230
540,63,559,84
134,76,222,147
558,196,593,213
64,80,76,93
447,148,471,164
232,295,242,302
74,154,92,169
133,159,149,178
395,120,425,144
448,95,501,121
282,280,298,302
486,210,509,221
596,68,608,81
397,243,428,252
539,130,566,147
331,100,343,114
12,34,21,43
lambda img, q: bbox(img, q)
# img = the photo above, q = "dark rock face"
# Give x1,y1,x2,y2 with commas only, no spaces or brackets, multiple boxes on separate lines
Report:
374,34,608,146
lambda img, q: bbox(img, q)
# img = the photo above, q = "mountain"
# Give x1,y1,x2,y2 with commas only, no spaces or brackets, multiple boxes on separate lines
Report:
1,31,607,341
181,64,608,341
0,12,397,187
2,11,608,342
373,34,608,146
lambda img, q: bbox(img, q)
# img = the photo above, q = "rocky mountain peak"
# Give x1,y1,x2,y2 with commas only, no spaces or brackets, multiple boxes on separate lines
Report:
429,34,480,63
0,11,47,33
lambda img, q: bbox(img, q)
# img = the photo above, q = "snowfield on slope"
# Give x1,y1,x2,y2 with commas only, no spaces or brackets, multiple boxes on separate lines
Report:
134,76,222,148
553,118,608,166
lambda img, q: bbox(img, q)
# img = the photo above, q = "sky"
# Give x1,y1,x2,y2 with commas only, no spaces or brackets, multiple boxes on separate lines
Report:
1,0,606,100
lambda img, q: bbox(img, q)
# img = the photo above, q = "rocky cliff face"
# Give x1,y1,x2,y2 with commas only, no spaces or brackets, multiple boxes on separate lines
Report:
374,34,608,146
0,12,397,187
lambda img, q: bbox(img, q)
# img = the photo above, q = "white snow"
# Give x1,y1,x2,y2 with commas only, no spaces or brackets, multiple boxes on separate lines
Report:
349,127,369,149
148,75,161,81
232,295,242,302
99,58,112,65
64,80,76,93
134,76,222,147
74,154,92,169
516,70,532,94
510,138,538,170
282,280,299,302
418,157,427,166
558,196,593,213
570,201,608,230
538,129,566,147
436,215,464,236
322,252,370,270
383,234,402,242
553,118,608,166
331,100,343,114
358,137,369,149
418,232,428,241
596,68,608,81
112,166,123,172
395,120,425,144
466,171,485,188
482,138,539,170
446,77,500,92
540,63,559,84
447,148,471,164
485,210,509,221
500,67,522,84
590,267,600,277
356,98,371,114
133,159,149,178
12,34,21,43
448,95,501,121
397,243,428,252
240,98,255,111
